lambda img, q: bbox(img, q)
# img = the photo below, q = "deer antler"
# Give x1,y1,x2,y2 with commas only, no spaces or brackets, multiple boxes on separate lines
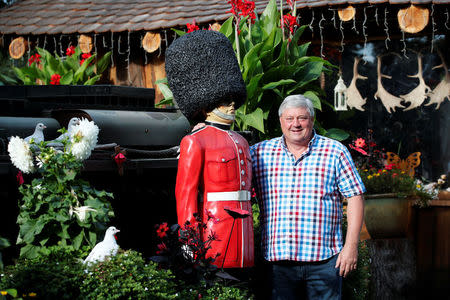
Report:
346,57,368,111
400,52,431,111
374,54,405,113
425,50,450,109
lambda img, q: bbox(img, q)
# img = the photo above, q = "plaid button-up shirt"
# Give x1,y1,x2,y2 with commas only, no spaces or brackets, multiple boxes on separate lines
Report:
250,132,365,262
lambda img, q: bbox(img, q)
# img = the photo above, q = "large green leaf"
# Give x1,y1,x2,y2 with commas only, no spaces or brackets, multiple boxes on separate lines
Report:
303,91,322,111
84,74,101,85
240,107,265,133
324,128,350,141
262,79,296,90
96,51,112,74
19,244,40,259
60,71,73,85
219,16,234,38
242,42,263,80
260,0,278,39
73,230,84,249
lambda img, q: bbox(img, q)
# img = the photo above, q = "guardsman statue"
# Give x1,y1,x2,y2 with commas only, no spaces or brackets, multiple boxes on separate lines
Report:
165,30,254,268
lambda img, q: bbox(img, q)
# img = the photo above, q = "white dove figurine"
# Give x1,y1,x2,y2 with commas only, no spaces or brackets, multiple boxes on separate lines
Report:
24,123,46,144
83,226,120,265
47,117,81,146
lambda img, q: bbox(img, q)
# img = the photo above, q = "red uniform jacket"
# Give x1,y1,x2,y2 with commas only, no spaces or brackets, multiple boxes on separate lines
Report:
175,125,254,268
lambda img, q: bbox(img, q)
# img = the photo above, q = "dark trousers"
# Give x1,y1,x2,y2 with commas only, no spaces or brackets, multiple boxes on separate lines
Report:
269,255,342,300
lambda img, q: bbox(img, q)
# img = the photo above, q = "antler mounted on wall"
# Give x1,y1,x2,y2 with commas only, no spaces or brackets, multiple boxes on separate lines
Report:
426,50,450,109
374,54,405,113
400,51,431,111
346,57,368,111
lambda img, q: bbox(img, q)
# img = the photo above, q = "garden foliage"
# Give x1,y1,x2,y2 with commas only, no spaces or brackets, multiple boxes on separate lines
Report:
13,46,111,85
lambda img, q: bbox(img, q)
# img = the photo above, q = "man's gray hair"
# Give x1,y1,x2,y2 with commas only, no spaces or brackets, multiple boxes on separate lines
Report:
278,94,315,117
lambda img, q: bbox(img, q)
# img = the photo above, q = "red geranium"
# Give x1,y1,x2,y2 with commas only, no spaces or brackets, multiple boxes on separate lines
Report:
80,53,92,65
186,19,200,33
283,14,298,34
50,74,61,85
66,46,76,56
28,53,41,66
156,222,169,238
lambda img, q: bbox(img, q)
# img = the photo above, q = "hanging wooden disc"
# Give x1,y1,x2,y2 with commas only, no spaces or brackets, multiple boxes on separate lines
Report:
338,6,356,22
9,37,28,59
78,34,93,53
397,5,429,34
142,32,161,53
210,22,221,31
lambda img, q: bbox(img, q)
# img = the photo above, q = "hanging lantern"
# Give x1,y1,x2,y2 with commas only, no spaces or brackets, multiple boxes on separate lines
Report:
334,75,348,111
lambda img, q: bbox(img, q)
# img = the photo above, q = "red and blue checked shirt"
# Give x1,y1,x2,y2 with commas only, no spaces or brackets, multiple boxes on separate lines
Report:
250,132,365,262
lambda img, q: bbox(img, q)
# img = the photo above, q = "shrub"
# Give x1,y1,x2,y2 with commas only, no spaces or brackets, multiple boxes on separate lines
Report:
81,250,177,300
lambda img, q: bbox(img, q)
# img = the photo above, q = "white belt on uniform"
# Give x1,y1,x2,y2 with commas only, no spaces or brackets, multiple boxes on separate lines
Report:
207,190,251,201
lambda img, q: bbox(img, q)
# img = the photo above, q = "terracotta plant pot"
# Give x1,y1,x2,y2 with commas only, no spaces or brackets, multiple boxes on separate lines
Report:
364,193,412,239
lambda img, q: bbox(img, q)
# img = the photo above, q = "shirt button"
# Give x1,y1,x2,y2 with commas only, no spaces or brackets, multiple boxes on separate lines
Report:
239,149,242,154
242,181,246,186
240,160,244,165
221,158,225,162
241,170,245,175
235,140,239,143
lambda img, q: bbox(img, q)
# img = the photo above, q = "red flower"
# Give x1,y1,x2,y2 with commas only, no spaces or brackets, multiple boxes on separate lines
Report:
114,153,126,166
156,242,168,254
354,138,366,148
28,53,41,66
207,231,221,241
205,209,219,223
349,144,368,156
16,171,24,185
156,222,169,238
224,206,250,219
66,46,76,56
239,0,256,24
283,14,298,34
385,163,395,171
50,74,61,85
80,53,92,65
392,173,398,178
186,19,200,33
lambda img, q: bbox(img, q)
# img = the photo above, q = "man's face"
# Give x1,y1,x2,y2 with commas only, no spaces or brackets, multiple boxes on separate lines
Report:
279,106,314,146
212,101,235,125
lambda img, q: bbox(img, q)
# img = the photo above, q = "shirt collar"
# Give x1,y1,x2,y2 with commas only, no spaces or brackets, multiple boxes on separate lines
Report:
280,130,318,154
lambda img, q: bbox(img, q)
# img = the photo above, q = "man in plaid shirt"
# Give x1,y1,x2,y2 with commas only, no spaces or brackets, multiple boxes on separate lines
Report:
251,95,365,299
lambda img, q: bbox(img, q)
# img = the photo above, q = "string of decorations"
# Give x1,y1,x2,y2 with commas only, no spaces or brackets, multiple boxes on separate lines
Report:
431,3,436,52
110,32,114,67
126,30,131,85
319,13,325,58
383,8,390,50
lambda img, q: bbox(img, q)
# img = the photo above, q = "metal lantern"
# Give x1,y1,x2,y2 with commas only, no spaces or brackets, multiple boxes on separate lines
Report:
334,75,348,111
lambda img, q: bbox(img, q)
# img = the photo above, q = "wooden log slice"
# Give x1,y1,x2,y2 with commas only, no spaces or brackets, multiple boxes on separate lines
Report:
9,37,28,59
142,32,161,53
78,34,93,53
338,6,355,22
210,22,221,31
397,5,429,34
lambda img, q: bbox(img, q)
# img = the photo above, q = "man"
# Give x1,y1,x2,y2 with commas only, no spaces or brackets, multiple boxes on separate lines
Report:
251,94,365,299
166,30,254,268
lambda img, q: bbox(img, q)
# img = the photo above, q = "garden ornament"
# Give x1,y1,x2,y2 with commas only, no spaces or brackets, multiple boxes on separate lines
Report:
84,226,120,265
47,117,81,147
400,52,431,111
24,122,46,144
374,54,405,113
166,30,254,268
425,50,450,109
346,57,368,111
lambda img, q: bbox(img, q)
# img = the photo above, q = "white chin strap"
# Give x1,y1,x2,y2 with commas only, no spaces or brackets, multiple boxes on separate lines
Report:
212,108,235,121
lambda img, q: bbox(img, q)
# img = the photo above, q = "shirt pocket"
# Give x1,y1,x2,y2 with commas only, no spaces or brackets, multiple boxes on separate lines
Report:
206,148,237,183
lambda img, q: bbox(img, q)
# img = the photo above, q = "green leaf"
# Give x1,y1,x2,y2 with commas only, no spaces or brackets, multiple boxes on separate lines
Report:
96,51,112,74
242,42,263,80
240,107,265,133
60,71,73,85
73,230,84,249
261,0,278,38
84,74,101,85
219,16,234,38
171,28,187,37
262,79,296,90
89,231,97,246
324,128,349,141
5,289,18,297
20,244,40,259
303,91,322,111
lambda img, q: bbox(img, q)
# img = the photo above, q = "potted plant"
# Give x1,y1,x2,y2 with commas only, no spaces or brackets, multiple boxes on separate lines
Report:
348,134,433,239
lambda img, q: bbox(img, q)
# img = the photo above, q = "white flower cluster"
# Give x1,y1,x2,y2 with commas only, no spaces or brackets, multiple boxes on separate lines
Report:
69,118,99,161
7,136,35,174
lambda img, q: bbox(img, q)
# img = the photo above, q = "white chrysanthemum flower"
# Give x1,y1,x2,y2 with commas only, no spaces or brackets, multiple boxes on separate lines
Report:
7,136,35,174
69,118,99,160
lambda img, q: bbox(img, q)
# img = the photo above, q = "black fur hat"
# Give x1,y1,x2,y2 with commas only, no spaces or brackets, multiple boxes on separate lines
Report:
165,30,246,121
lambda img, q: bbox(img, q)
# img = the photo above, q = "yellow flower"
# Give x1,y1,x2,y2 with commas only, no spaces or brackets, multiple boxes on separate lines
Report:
416,184,421,189
364,169,368,172
401,171,406,174
367,175,373,179
1,291,8,296
375,173,380,177
28,292,37,297
382,169,387,173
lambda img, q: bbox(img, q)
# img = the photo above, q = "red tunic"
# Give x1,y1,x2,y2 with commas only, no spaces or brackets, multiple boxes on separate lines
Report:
175,125,254,268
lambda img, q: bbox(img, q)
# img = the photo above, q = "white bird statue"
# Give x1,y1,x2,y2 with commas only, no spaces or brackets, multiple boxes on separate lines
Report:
83,226,120,265
47,117,81,146
24,123,46,144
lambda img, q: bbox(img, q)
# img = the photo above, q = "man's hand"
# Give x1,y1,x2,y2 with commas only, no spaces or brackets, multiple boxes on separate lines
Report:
335,243,358,277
